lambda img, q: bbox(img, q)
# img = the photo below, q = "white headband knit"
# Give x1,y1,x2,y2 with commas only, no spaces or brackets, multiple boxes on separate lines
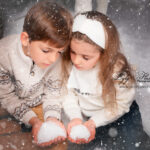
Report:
72,14,106,49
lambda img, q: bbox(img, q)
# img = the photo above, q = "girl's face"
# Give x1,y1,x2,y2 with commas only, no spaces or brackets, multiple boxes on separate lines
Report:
27,41,65,69
70,39,101,70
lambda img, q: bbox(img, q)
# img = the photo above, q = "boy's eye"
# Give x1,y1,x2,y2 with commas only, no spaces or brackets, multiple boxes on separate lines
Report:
58,50,65,54
42,49,49,53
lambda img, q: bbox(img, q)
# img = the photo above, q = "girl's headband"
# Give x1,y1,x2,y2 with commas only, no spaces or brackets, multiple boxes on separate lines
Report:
72,14,106,49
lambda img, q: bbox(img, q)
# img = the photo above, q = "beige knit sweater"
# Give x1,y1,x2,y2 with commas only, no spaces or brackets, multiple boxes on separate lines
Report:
0,34,64,125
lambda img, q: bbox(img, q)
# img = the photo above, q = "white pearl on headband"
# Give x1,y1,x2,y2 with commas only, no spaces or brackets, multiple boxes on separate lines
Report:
72,14,106,49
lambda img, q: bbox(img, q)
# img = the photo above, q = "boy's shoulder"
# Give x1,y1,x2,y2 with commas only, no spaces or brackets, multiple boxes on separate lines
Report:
0,34,20,56
0,34,19,46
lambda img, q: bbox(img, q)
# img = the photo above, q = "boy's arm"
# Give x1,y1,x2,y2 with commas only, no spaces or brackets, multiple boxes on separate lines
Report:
89,81,135,128
0,59,37,126
42,94,62,121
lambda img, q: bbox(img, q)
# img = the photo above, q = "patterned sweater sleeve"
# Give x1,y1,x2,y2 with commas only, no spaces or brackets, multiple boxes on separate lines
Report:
0,52,37,126
90,78,135,128
42,58,66,121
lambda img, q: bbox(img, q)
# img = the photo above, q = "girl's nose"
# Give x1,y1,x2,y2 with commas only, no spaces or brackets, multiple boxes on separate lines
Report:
73,55,82,65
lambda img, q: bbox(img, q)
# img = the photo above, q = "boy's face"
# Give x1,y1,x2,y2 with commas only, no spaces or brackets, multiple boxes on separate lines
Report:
70,39,101,70
21,32,65,69
27,41,64,69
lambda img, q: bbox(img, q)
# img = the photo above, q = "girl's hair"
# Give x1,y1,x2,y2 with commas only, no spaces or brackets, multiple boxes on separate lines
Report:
23,0,72,48
63,11,135,113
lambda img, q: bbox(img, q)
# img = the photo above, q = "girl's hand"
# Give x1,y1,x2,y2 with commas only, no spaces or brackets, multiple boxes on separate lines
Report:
37,117,66,147
83,119,96,143
67,118,85,144
67,118,82,135
29,117,43,145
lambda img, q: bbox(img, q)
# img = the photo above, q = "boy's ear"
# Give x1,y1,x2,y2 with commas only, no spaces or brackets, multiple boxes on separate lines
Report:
20,32,29,47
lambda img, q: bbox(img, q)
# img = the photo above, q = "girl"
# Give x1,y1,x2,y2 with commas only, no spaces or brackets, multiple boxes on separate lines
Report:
62,11,135,144
0,0,72,147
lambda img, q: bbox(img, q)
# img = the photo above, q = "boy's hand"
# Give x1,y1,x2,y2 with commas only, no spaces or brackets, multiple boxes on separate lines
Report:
29,117,43,145
83,119,96,143
37,117,66,147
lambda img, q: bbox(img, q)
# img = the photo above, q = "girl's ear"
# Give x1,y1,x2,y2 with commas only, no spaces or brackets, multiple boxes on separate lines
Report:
20,32,29,47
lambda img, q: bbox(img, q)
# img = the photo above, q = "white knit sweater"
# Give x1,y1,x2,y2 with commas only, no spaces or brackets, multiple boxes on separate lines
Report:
0,35,64,125
63,65,135,128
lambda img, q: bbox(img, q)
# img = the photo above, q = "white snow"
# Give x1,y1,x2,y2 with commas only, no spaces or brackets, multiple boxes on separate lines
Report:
0,122,6,129
108,127,118,137
147,88,150,93
37,121,66,144
135,142,141,147
0,145,3,150
70,125,90,141
75,0,92,13
9,143,17,150
94,148,103,150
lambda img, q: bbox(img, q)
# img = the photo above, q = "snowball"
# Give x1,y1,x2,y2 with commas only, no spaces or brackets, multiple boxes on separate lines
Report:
70,125,90,141
37,121,66,144
108,127,118,137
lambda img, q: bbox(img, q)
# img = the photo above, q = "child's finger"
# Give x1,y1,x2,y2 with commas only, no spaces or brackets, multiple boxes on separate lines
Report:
68,136,77,143
76,138,87,144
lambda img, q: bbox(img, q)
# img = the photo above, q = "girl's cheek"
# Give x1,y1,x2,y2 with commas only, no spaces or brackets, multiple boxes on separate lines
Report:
70,54,74,61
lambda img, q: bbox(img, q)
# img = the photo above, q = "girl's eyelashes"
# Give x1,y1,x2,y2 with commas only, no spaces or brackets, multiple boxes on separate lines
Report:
58,50,65,54
70,50,76,54
71,50,90,60
42,49,49,53
83,56,89,60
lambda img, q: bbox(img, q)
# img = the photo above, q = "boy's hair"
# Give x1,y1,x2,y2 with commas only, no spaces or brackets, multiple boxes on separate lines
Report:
63,11,135,114
23,0,72,48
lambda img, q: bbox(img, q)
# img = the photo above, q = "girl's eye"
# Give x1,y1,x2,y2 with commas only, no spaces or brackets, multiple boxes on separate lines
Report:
83,56,89,60
58,50,64,54
70,50,75,54
42,49,49,53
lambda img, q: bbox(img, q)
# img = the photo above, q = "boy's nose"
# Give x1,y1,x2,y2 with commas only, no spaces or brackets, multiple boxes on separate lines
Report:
48,52,59,64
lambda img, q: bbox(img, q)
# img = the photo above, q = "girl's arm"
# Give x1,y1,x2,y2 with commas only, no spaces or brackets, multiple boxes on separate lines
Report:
62,89,83,121
89,82,135,128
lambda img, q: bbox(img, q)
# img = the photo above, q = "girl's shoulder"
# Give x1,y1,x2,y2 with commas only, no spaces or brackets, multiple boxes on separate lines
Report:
112,54,135,87
0,34,20,70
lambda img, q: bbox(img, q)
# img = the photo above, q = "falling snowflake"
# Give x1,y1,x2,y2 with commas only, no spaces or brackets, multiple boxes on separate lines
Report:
0,122,6,129
0,145,4,150
135,142,141,147
147,87,150,93
108,127,118,137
